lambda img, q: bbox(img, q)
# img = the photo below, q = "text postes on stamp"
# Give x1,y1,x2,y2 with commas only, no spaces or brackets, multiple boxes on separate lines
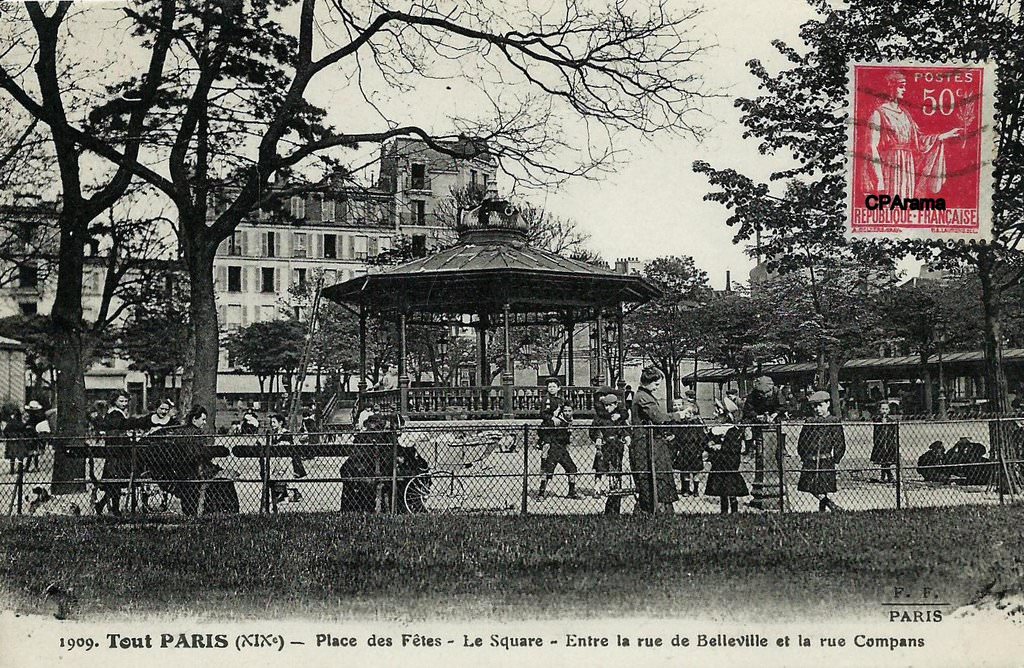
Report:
846,62,995,240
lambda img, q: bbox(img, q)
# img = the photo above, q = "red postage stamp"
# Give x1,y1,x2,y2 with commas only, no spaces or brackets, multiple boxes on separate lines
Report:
846,62,995,240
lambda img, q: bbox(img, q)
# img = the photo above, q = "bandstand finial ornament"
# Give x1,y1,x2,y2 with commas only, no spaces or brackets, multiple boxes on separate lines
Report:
458,198,528,245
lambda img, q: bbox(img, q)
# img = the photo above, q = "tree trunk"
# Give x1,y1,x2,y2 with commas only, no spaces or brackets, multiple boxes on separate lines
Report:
49,217,88,493
181,242,220,428
827,353,841,417
920,351,933,415
979,251,1009,413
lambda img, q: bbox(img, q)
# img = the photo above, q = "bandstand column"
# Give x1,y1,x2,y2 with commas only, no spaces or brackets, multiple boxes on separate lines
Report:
397,312,409,418
616,302,626,390
595,312,605,386
477,314,489,387
358,306,367,393
566,316,575,387
502,304,514,416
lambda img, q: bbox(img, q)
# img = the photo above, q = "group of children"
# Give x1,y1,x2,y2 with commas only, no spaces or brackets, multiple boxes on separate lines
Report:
534,376,752,514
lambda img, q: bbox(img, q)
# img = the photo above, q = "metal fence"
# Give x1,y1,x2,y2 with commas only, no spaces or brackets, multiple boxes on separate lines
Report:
3,418,1023,516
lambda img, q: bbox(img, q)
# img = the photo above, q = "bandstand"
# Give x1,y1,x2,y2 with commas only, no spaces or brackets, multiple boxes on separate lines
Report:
322,201,660,419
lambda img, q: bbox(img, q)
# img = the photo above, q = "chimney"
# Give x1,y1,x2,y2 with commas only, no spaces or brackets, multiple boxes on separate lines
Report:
725,270,731,292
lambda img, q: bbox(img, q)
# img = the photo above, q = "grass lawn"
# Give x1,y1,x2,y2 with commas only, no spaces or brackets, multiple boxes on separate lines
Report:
2,506,1022,621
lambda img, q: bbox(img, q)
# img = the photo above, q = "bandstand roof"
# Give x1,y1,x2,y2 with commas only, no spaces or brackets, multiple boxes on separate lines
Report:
323,208,660,315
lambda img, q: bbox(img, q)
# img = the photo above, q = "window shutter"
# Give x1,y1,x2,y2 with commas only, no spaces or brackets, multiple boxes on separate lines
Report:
241,304,249,327
278,231,289,257
347,235,355,259
261,232,268,256
252,305,261,323
217,304,227,325
216,265,228,291
368,236,378,257
274,267,281,293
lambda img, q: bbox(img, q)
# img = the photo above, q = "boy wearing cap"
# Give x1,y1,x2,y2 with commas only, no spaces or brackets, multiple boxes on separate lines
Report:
797,391,847,512
589,390,627,507
537,377,579,500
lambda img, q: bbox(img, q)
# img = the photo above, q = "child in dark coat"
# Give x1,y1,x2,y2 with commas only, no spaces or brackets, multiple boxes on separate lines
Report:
669,399,706,497
589,391,628,513
704,400,748,514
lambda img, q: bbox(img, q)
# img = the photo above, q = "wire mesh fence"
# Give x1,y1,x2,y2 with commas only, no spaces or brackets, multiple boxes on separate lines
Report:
2,418,1022,516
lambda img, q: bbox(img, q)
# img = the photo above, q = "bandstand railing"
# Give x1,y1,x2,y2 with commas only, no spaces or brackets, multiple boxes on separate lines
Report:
362,386,606,420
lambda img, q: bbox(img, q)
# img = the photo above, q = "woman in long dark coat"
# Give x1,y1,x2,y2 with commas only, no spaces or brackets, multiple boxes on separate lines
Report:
704,401,748,514
96,391,133,515
870,400,898,483
629,367,679,513
797,391,847,512
161,406,238,515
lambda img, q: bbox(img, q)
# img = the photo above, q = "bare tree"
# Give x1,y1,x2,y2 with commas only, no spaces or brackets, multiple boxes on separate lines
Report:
1,0,712,424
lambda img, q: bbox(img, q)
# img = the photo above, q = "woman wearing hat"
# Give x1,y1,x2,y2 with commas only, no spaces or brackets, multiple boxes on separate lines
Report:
797,391,847,512
629,366,679,513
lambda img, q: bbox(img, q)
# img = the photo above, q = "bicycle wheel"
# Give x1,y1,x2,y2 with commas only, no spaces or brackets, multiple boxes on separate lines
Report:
404,470,465,513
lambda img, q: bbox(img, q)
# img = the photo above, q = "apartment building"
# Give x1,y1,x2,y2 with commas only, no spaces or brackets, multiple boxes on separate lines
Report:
211,172,396,346
378,136,499,254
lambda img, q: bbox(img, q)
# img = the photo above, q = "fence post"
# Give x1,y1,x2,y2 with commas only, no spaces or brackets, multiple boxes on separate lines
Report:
15,459,24,515
648,426,657,514
895,423,902,510
776,423,787,513
997,418,1005,506
128,438,138,515
521,424,529,516
260,431,271,514
390,436,399,515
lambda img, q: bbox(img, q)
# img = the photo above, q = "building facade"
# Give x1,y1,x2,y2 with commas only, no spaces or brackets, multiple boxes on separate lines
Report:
378,136,499,253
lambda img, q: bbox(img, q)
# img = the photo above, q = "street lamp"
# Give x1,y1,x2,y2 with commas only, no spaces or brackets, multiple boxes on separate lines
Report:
937,328,948,418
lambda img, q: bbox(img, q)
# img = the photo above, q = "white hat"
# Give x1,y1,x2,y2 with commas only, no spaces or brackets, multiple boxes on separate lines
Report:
25,400,43,411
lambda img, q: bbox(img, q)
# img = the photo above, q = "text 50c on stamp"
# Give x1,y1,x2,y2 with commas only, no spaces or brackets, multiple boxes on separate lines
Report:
846,61,995,240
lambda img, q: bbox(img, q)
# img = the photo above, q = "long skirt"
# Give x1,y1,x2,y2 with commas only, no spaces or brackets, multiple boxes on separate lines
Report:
629,436,678,512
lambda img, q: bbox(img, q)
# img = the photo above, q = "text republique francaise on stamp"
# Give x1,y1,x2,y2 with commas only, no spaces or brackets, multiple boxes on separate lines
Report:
846,62,995,240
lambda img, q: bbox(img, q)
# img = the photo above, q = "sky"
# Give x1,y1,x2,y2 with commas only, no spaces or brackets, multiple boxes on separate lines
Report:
10,0,820,288
540,1,816,289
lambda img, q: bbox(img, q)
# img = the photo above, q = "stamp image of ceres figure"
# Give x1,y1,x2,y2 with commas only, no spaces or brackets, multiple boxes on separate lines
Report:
867,70,961,198
847,62,995,240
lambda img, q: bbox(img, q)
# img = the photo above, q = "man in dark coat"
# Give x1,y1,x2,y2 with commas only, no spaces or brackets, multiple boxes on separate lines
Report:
741,375,780,456
537,377,579,499
870,400,899,483
629,366,679,513
797,391,847,512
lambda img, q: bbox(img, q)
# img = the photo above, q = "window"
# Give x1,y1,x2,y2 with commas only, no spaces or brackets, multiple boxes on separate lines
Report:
226,304,243,329
290,195,305,219
18,301,37,315
411,234,427,258
261,267,275,293
411,163,426,190
265,231,276,258
227,266,242,292
294,268,307,289
18,264,38,288
470,169,478,186
228,231,244,256
323,199,335,222
323,234,337,259
324,270,337,285
261,305,277,322
293,232,307,258
354,235,368,260
414,200,426,225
